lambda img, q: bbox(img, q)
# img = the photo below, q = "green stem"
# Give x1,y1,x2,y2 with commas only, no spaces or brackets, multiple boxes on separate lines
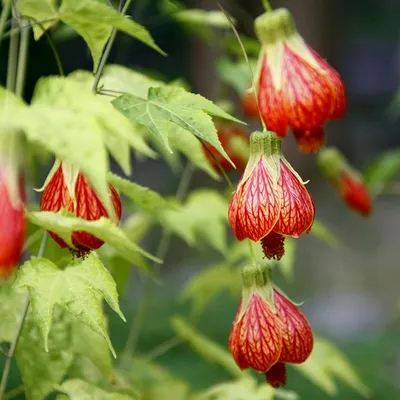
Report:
15,18,30,97
247,240,256,265
122,163,196,359
6,17,19,92
262,0,273,12
92,0,133,92
0,0,11,51
0,232,49,400
3,385,24,400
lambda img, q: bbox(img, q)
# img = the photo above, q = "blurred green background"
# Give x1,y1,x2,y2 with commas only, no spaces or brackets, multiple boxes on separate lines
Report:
1,0,400,398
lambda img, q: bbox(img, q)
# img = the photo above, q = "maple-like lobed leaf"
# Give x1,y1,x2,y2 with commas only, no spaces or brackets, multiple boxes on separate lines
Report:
14,254,125,357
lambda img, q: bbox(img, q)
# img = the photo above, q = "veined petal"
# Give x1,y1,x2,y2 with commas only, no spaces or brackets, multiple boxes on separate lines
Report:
273,160,315,237
258,51,289,137
229,302,250,370
274,289,314,364
238,293,282,372
280,43,342,131
228,157,281,241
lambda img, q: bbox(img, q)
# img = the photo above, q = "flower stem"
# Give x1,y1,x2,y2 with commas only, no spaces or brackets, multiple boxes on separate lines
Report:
6,16,19,93
0,232,48,400
15,18,30,97
92,0,133,92
262,0,273,12
0,0,11,52
121,163,195,360
247,240,257,265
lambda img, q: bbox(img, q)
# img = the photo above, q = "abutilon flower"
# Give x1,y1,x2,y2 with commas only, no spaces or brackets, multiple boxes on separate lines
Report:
202,121,249,173
318,147,372,216
254,8,346,150
40,160,122,256
228,131,314,260
292,127,326,154
229,264,314,388
0,132,25,279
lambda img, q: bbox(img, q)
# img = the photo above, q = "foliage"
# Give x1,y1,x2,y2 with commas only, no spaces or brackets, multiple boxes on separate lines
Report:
0,0,383,399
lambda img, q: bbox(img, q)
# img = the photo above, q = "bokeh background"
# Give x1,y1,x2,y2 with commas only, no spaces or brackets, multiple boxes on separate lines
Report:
1,0,400,398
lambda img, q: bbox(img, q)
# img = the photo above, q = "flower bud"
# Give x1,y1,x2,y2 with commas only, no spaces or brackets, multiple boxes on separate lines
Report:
318,147,372,216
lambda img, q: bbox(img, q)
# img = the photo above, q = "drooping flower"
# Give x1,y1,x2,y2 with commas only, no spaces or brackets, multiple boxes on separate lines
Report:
40,160,122,256
229,264,314,388
254,8,346,142
0,131,25,279
228,131,314,259
318,147,372,216
202,121,249,173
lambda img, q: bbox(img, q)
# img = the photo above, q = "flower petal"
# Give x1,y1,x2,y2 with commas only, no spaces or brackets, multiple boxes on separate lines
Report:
238,293,282,372
274,289,314,364
229,302,250,370
273,160,315,237
228,158,281,241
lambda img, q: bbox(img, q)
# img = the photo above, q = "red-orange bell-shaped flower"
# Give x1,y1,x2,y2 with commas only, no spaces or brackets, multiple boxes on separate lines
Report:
0,132,26,279
228,131,314,259
202,121,249,173
318,147,372,216
40,160,122,256
229,265,314,388
254,8,345,148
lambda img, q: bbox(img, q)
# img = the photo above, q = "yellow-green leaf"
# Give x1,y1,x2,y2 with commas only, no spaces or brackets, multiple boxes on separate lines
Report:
59,0,165,71
14,254,125,357
27,211,161,269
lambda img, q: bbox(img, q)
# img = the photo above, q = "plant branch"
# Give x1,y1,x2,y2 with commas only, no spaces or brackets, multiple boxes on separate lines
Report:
0,232,49,399
0,0,11,51
121,163,196,359
15,18,30,97
6,16,19,92
262,0,273,12
92,0,133,92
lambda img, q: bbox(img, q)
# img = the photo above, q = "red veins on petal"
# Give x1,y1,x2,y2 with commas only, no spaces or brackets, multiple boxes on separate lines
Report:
274,289,314,364
258,44,346,135
292,127,326,154
40,163,122,254
233,293,283,372
273,160,315,237
228,158,281,241
0,172,25,278
228,302,250,370
265,362,287,388
258,54,288,137
339,172,372,217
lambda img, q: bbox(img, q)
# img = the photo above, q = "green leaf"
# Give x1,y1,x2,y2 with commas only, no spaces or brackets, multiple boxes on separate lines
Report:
16,309,74,400
364,148,400,195
171,316,242,378
276,237,296,281
161,190,229,253
100,64,165,98
174,9,232,28
34,75,156,174
216,58,258,96
181,263,241,318
58,0,165,71
17,0,58,39
112,85,242,165
108,173,172,216
310,220,339,247
197,377,297,400
294,336,372,398
56,379,136,400
222,35,261,58
0,280,26,342
27,211,161,269
14,254,125,357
